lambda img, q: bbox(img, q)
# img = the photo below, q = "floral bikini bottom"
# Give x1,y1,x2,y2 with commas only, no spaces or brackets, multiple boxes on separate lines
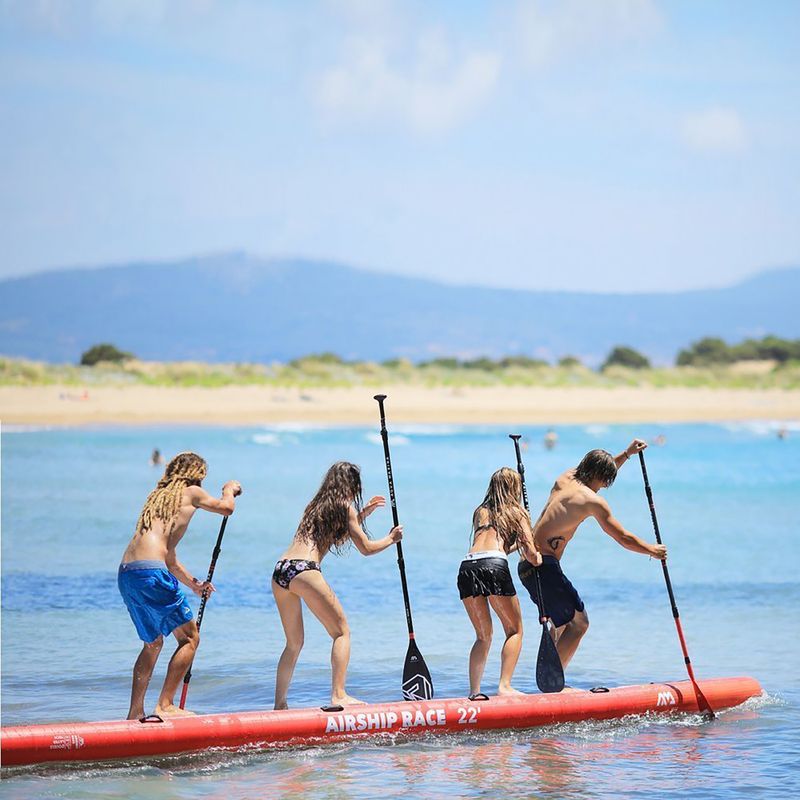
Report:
272,558,321,590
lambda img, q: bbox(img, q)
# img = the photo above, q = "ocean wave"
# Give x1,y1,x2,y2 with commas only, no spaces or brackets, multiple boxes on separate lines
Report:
252,433,281,446
365,432,410,446
719,420,800,436
1,424,58,434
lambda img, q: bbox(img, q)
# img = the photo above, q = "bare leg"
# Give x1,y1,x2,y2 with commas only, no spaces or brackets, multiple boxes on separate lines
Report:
555,610,589,671
290,571,363,706
462,596,492,696
488,595,525,695
272,580,305,710
155,620,200,717
127,636,163,720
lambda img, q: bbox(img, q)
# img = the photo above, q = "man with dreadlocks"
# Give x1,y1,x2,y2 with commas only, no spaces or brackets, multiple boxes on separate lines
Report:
517,439,667,679
118,452,242,719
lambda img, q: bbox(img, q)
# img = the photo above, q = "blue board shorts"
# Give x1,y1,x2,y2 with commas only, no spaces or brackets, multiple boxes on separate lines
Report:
118,560,193,643
518,555,585,629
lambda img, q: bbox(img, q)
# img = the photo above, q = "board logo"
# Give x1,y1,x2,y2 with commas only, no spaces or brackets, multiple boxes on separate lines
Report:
656,691,677,707
50,734,85,751
402,674,433,701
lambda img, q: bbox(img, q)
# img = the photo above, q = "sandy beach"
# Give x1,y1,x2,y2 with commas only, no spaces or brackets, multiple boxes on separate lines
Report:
1,385,799,426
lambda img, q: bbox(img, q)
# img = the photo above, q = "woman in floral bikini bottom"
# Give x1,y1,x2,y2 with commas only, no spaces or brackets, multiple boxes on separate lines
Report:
271,461,402,710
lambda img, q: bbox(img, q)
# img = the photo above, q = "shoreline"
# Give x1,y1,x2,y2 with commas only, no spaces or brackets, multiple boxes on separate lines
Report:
1,385,799,426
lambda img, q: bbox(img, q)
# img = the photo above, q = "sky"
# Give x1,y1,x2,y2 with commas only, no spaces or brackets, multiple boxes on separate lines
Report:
0,0,798,292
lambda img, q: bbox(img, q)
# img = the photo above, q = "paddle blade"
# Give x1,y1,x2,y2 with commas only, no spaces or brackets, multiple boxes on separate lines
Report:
402,639,434,701
536,623,565,694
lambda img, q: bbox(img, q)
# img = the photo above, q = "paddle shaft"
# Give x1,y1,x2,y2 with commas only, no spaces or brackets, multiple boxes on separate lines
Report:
509,435,549,624
638,451,713,717
375,396,416,638
179,516,229,709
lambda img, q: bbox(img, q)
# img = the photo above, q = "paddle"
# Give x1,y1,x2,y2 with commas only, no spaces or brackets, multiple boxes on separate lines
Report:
374,394,434,701
509,434,565,694
179,516,229,710
638,451,715,719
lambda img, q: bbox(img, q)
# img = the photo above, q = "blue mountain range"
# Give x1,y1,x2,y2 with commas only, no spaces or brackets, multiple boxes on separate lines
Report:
1,253,797,365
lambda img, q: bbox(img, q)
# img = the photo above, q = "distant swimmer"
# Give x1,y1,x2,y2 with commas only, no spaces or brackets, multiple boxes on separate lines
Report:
118,452,241,719
150,449,165,466
271,462,402,710
457,468,541,699
518,440,666,677
652,434,667,447
544,429,558,451
777,427,788,440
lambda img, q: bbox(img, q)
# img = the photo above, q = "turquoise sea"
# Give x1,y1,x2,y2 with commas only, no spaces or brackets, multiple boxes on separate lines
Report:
2,421,799,799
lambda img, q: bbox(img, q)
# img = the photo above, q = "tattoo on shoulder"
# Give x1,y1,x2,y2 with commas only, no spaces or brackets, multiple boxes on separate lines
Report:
547,536,566,552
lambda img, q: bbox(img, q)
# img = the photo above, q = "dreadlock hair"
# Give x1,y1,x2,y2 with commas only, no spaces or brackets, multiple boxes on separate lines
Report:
295,461,365,555
472,467,531,553
574,449,618,488
135,452,208,536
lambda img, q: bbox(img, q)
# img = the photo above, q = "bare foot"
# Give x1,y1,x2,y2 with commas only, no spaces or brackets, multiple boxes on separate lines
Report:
332,694,366,706
154,703,196,717
497,685,527,696
274,702,289,711
560,686,583,693
127,711,144,721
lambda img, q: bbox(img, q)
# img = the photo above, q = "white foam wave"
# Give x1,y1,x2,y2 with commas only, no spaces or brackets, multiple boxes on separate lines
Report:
252,433,281,446
719,420,800,436
1,424,57,433
365,432,410,446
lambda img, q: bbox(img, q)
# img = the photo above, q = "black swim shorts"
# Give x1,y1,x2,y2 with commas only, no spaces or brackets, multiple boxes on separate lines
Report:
518,555,585,628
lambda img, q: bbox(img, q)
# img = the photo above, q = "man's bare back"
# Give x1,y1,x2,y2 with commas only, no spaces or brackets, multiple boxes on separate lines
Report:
532,470,603,559
532,441,667,562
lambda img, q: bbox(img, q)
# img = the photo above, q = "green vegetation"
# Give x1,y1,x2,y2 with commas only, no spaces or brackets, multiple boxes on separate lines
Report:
79,343,133,366
602,346,650,370
677,335,800,366
2,349,799,390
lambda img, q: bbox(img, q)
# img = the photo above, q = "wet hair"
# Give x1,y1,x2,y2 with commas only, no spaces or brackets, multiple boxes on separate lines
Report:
472,467,532,553
296,461,366,555
135,452,207,535
574,449,617,488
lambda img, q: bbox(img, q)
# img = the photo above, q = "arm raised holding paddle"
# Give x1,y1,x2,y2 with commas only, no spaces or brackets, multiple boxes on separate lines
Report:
270,461,401,710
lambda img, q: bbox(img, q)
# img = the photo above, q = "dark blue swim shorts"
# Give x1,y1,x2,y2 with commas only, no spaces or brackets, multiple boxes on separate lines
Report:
518,555,585,629
118,560,193,643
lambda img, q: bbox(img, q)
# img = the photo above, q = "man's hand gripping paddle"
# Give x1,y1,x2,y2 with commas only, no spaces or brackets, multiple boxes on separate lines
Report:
510,435,565,694
374,394,434,701
638,451,715,719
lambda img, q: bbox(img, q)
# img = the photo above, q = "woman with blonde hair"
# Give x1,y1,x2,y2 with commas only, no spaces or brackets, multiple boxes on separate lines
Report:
457,467,541,699
272,461,402,710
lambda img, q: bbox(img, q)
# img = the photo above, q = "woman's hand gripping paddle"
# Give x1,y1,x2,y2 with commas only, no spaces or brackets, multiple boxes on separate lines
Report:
509,435,565,694
179,516,229,710
638,451,715,720
374,394,434,701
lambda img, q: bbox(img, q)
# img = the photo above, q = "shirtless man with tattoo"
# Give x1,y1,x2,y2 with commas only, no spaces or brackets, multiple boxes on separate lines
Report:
518,440,667,676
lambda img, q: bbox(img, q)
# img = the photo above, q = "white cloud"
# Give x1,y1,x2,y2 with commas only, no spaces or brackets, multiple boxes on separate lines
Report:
680,107,748,154
314,21,501,135
515,0,662,67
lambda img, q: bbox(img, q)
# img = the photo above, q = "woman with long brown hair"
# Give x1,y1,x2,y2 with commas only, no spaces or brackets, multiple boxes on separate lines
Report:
457,467,541,699
272,461,402,709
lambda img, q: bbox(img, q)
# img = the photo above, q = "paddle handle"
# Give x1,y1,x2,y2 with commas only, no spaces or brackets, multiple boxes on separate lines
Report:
375,395,415,638
179,516,229,709
638,451,713,716
509,434,549,626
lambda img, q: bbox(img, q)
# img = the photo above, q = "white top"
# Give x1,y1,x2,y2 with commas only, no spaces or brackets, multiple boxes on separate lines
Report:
462,550,507,562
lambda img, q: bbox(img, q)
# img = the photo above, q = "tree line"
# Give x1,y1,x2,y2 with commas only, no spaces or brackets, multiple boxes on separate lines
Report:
79,335,800,370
